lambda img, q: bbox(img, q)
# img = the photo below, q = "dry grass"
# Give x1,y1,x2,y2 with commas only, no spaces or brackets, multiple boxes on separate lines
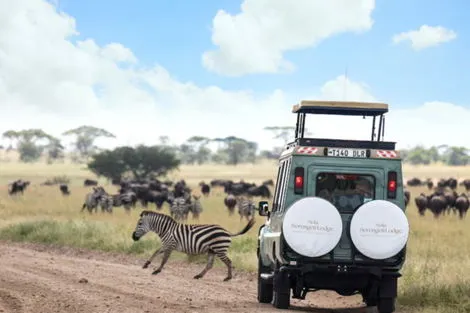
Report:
0,158,469,313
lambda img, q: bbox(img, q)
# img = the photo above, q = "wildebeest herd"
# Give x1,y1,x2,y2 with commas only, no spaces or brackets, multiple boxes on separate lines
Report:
7,177,274,223
8,175,468,220
404,177,470,219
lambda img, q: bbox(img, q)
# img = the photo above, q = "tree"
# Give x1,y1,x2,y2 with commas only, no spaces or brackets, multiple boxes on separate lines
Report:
186,136,211,165
213,136,258,165
62,125,115,159
263,126,295,145
87,145,180,181
1,129,59,162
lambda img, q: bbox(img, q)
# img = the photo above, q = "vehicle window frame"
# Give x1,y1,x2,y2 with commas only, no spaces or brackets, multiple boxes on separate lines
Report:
278,159,292,213
272,161,286,212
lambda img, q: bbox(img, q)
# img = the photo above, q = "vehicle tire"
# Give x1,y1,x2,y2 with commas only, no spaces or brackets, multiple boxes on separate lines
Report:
257,256,273,303
272,270,290,309
377,297,396,313
361,290,378,307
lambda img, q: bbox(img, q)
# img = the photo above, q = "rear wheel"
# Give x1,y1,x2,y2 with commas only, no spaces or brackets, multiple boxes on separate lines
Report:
272,269,290,309
257,256,273,303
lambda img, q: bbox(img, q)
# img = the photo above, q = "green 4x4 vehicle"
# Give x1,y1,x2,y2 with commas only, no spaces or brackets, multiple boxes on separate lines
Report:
256,100,409,313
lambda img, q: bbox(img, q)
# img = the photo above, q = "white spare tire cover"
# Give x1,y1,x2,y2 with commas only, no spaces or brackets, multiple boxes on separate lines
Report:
282,197,343,258
350,200,409,260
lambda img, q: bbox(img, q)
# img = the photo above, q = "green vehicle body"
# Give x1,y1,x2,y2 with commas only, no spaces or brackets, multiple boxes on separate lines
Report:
256,100,408,313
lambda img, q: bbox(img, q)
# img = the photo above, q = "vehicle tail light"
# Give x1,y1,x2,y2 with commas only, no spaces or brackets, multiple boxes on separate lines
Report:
387,171,397,199
294,167,304,194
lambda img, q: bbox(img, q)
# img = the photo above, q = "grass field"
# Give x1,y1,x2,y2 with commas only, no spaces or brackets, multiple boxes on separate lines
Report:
0,156,469,313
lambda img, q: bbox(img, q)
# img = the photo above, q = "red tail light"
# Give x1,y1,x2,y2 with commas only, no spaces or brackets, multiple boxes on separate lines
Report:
294,167,304,194
387,171,397,199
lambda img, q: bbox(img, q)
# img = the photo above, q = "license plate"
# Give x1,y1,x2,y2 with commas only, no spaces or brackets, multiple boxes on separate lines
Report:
327,148,367,158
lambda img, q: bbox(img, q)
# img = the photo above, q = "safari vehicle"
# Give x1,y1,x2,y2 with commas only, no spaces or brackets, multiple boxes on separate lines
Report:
256,100,409,313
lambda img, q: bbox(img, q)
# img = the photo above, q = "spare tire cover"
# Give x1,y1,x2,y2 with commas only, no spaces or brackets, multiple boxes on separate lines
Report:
350,200,409,260
282,197,343,258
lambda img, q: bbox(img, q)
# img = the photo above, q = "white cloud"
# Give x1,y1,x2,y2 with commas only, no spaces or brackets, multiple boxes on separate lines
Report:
202,0,375,76
392,25,457,51
0,0,469,155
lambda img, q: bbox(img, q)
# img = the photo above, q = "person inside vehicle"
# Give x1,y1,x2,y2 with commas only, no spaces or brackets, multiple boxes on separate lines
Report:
355,178,373,202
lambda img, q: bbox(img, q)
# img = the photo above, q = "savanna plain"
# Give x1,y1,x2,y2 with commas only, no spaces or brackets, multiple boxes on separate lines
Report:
0,155,468,313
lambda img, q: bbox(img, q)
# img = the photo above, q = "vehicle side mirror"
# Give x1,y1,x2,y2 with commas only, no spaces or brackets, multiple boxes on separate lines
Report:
258,201,269,216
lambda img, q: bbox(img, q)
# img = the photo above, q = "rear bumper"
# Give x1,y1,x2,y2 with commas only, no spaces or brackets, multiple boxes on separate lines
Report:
277,263,401,292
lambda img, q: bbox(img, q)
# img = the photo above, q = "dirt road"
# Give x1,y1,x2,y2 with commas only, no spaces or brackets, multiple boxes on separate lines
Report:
0,242,378,313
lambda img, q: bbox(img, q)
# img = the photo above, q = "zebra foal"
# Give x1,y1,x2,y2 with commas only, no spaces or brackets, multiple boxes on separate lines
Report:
131,210,255,281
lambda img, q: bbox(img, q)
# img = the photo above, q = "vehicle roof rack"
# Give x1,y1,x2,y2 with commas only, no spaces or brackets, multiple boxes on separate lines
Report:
292,100,388,117
292,100,390,144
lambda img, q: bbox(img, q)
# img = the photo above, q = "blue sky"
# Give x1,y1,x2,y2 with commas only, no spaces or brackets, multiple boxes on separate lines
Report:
59,0,468,106
0,0,467,150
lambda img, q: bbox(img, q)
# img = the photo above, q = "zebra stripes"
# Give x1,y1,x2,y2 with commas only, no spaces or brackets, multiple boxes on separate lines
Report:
189,195,203,220
169,197,190,221
81,187,105,213
237,196,255,221
132,210,255,281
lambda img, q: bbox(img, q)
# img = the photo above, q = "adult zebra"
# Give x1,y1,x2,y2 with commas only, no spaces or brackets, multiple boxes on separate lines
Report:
237,196,256,221
169,196,191,221
81,187,104,213
132,211,255,281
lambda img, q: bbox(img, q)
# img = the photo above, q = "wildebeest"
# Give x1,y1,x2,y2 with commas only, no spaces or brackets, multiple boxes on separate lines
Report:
428,194,447,218
59,184,70,195
84,179,98,186
199,182,211,197
404,190,410,208
8,179,30,195
454,194,469,219
414,193,428,216
224,194,237,215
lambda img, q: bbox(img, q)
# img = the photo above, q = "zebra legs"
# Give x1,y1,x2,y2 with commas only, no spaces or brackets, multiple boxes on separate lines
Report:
152,250,173,275
216,253,233,281
193,252,215,279
142,247,163,269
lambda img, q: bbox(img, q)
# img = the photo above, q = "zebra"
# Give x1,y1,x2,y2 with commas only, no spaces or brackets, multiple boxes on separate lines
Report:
81,187,105,213
113,191,137,213
132,210,256,281
169,197,191,222
189,195,203,220
237,197,255,221
97,193,113,213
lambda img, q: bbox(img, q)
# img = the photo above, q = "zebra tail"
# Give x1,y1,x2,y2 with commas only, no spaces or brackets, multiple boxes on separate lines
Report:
229,217,256,237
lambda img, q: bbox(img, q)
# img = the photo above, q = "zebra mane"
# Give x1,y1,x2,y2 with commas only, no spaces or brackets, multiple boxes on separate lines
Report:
139,210,176,222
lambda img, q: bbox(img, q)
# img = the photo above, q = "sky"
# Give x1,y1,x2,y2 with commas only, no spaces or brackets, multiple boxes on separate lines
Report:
0,0,468,151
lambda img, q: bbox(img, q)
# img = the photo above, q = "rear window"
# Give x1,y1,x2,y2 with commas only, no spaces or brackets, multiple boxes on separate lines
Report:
315,172,376,213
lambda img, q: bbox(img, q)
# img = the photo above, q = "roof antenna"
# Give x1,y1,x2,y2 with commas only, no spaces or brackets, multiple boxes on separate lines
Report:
343,66,348,101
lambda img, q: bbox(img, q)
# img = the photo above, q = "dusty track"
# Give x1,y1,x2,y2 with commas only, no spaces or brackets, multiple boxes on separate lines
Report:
0,242,385,313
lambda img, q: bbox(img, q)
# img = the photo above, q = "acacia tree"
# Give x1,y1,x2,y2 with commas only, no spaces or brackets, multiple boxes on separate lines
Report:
87,145,181,181
62,125,115,160
1,129,61,162
212,136,258,165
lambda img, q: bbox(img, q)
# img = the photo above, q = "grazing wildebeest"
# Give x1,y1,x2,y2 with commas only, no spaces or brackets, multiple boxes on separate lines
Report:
262,179,274,186
428,195,447,218
454,194,469,219
406,178,422,187
414,193,428,216
8,179,30,195
199,182,211,197
59,184,70,195
461,179,470,192
224,194,237,215
404,190,410,208
425,179,434,190
84,179,98,186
